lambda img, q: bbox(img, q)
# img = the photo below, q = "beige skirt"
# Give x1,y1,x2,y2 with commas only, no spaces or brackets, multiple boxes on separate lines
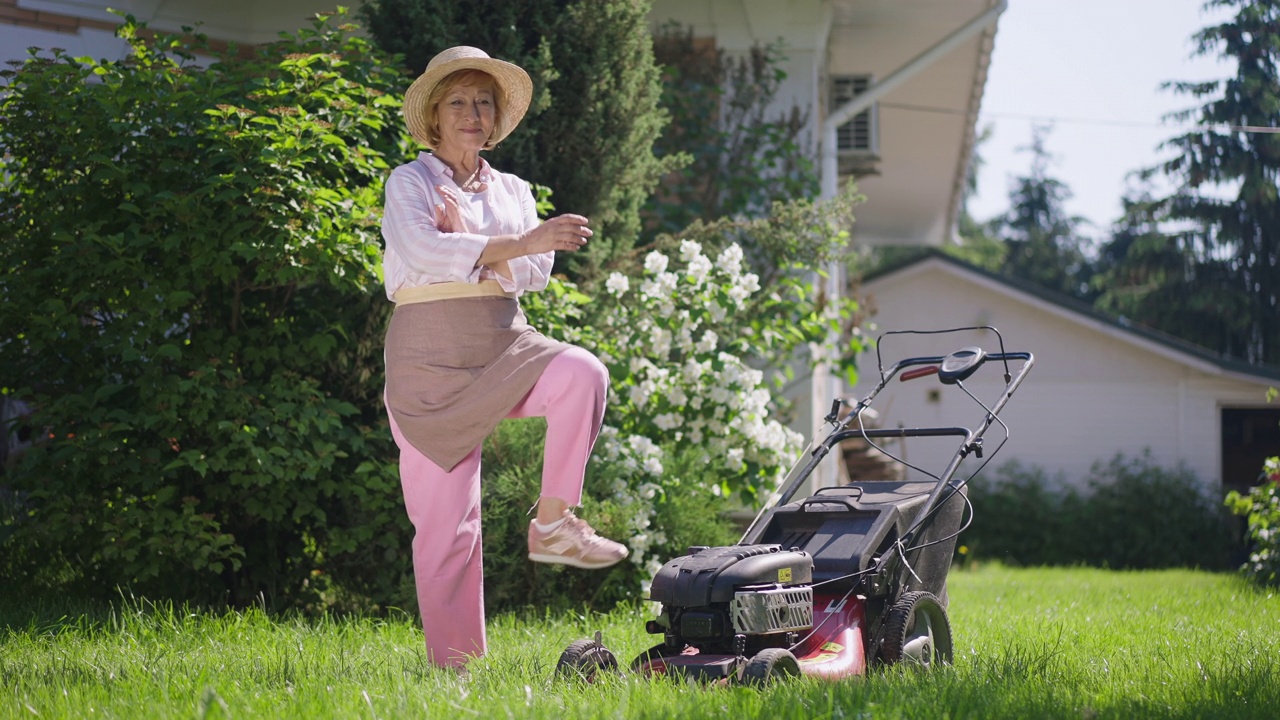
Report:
384,296,567,471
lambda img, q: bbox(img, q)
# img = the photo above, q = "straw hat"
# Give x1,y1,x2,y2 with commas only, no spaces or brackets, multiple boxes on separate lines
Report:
403,46,533,150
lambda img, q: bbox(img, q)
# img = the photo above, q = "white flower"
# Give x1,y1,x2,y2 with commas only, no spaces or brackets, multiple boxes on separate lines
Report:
679,239,702,263
686,253,713,287
629,380,655,408
677,327,694,352
645,365,671,382
716,244,744,277
654,412,683,431
629,434,659,455
658,271,679,294
682,359,706,383
696,331,718,354
606,272,630,296
649,327,673,359
709,386,732,406
643,455,664,476
741,272,760,294
644,251,669,275
726,447,745,472
667,386,688,406
719,358,742,385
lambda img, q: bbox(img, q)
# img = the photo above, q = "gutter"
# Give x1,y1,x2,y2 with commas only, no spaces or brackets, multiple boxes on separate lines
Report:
819,0,1008,201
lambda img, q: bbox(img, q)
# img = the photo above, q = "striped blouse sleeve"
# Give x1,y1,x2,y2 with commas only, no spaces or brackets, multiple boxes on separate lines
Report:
381,164,488,283
497,179,554,293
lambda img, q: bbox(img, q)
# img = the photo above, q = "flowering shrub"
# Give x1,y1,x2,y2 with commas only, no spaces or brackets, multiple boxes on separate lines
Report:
529,240,807,496
1225,457,1280,587
523,236,866,589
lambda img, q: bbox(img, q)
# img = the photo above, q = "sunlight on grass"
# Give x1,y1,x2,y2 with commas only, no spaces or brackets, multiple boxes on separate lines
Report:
2,566,1277,719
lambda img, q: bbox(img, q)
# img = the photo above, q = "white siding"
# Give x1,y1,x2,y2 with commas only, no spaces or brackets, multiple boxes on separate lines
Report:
853,259,1277,490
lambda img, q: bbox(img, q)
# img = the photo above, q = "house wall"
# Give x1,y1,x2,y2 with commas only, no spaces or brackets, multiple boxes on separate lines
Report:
853,260,1277,490
1,0,126,62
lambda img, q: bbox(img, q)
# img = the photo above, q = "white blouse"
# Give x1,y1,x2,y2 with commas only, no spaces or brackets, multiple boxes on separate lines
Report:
381,152,553,301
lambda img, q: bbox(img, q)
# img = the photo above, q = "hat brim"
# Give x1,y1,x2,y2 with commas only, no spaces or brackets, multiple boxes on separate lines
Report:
403,56,533,150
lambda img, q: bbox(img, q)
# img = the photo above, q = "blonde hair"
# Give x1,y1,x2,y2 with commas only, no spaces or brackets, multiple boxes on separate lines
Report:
420,69,501,150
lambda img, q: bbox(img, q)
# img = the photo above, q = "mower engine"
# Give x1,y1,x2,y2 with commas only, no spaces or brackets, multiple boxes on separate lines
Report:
646,544,814,655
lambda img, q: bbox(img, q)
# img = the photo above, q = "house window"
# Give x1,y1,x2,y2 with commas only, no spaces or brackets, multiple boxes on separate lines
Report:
1221,408,1280,494
830,75,878,154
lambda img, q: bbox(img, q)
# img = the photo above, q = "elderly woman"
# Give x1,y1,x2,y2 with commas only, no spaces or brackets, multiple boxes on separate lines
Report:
381,46,628,669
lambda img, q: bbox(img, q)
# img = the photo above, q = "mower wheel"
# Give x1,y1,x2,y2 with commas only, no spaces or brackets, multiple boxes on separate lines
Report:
739,648,801,687
556,638,619,682
879,591,953,668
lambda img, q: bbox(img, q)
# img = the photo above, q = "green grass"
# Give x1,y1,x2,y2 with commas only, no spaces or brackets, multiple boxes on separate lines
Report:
2,566,1277,719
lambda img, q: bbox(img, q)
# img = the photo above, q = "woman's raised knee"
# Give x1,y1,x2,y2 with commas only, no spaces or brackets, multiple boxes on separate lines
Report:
550,346,609,396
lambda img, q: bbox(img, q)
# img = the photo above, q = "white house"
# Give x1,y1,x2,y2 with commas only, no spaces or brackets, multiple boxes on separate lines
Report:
853,251,1280,494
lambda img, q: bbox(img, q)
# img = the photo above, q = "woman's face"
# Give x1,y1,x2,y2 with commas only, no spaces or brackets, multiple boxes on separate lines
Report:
435,79,496,154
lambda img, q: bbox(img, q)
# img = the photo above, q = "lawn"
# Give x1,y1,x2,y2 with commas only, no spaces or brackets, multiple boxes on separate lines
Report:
2,565,1277,719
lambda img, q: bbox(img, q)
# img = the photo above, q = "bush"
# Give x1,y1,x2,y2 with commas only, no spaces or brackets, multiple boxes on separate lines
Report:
0,13,410,608
1225,457,1280,586
962,452,1237,570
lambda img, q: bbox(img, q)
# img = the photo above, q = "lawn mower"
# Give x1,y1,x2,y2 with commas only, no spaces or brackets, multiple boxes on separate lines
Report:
556,326,1034,684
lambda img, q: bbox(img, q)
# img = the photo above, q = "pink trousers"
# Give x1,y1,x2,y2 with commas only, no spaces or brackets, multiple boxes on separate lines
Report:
386,346,608,667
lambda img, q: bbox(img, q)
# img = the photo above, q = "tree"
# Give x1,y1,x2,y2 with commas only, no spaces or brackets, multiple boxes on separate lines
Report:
1134,0,1280,364
1093,188,1250,353
992,125,1093,299
646,24,817,237
952,123,1008,271
358,0,681,285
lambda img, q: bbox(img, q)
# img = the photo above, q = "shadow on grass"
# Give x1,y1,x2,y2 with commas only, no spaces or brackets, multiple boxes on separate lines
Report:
0,585,419,640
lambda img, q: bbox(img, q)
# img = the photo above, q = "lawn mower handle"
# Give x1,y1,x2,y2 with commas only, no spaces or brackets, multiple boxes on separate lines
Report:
744,348,1034,542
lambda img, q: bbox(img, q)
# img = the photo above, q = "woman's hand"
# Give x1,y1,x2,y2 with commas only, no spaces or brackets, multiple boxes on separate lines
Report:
434,185,468,234
521,214,593,254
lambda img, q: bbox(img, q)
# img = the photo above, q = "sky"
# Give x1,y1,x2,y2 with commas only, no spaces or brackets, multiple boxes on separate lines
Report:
966,0,1239,238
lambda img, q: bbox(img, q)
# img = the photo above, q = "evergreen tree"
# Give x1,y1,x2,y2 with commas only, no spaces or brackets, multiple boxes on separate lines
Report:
1140,0,1280,364
952,123,1007,272
1094,189,1249,353
993,125,1092,299
358,0,680,286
